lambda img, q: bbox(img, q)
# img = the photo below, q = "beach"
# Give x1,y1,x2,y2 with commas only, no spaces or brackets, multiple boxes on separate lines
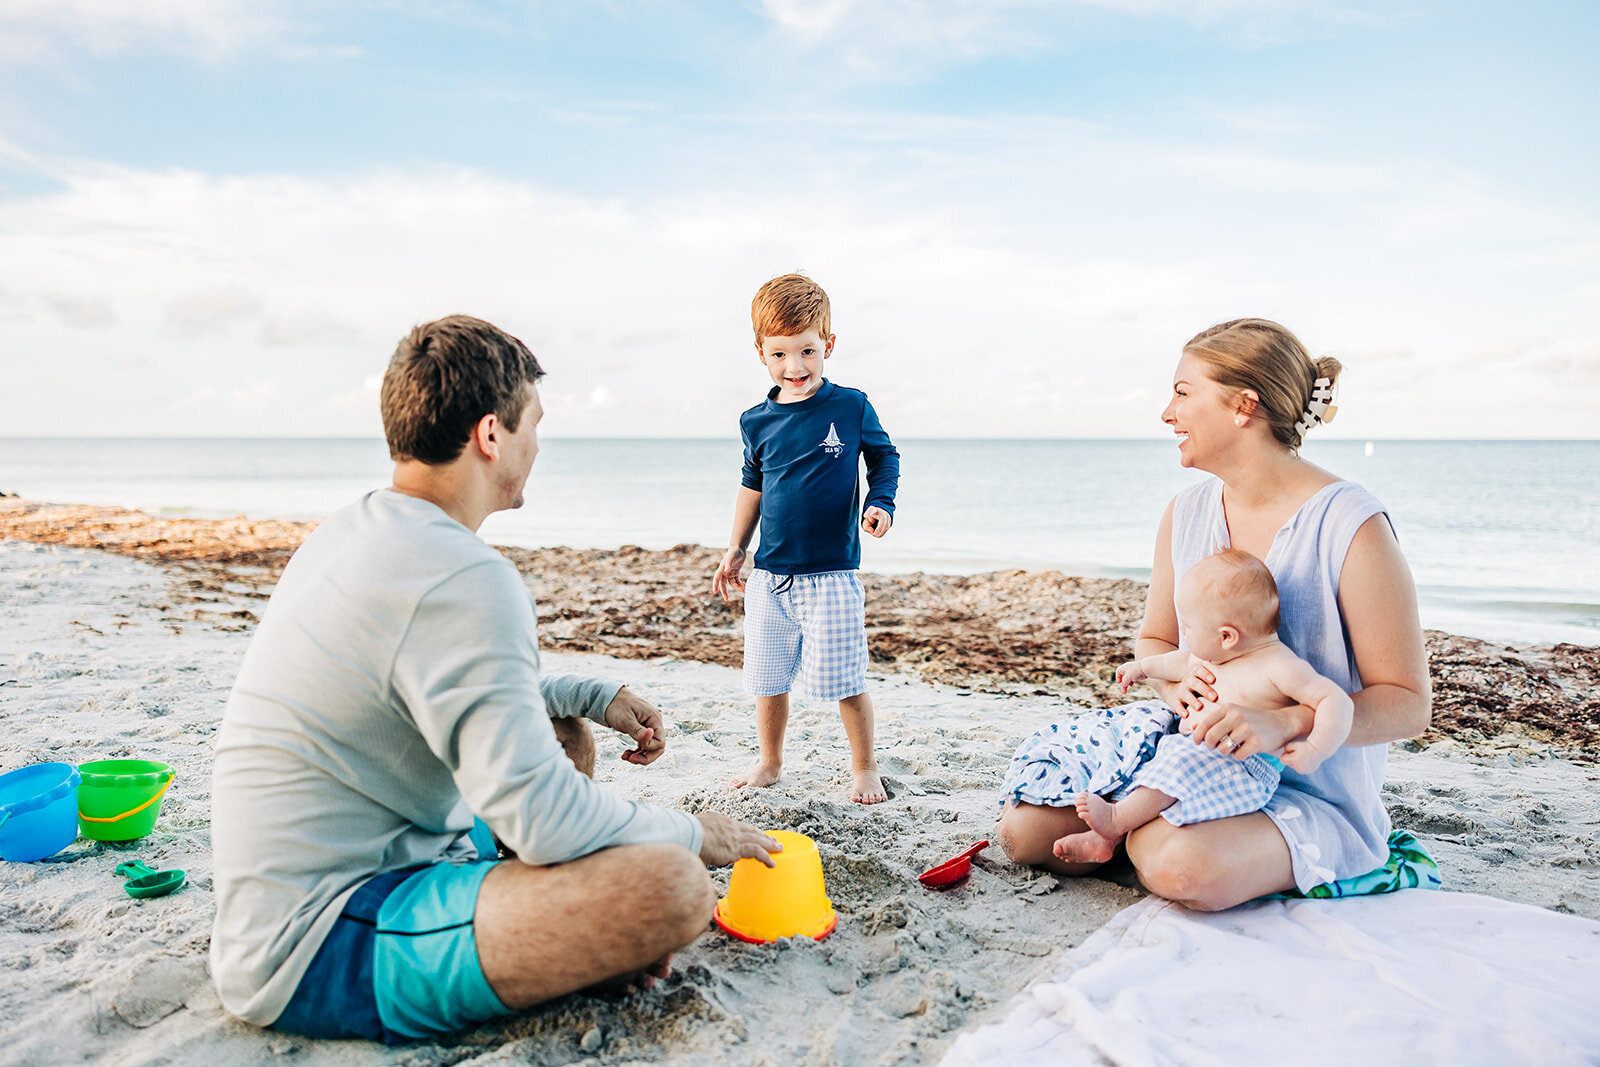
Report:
2,499,1598,1066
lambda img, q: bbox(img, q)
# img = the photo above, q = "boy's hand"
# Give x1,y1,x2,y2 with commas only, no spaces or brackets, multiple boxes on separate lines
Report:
861,507,892,538
712,547,747,602
1115,659,1147,694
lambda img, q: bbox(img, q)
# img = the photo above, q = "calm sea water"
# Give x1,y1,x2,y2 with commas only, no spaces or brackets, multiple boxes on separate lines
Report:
1,438,1595,647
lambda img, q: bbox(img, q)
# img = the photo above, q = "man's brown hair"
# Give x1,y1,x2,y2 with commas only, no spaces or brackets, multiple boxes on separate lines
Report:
380,315,544,465
751,273,831,344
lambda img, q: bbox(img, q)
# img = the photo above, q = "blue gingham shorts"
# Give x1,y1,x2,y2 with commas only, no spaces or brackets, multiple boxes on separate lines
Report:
743,568,868,702
1132,732,1284,826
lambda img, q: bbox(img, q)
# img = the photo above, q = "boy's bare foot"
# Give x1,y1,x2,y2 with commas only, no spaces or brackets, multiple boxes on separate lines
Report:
1075,791,1121,839
1052,829,1118,865
731,763,782,790
851,765,887,804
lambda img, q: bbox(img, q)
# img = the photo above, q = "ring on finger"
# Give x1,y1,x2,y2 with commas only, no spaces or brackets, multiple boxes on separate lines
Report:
1220,735,1236,751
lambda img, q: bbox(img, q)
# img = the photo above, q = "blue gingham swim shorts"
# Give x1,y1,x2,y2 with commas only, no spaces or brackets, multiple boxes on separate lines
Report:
1132,732,1284,826
742,568,868,702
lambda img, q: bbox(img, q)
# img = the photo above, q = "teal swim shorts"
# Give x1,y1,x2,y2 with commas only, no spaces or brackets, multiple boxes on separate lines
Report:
273,826,510,1043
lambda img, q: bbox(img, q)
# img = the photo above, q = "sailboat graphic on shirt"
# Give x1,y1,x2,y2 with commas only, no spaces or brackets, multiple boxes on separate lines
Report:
821,423,842,449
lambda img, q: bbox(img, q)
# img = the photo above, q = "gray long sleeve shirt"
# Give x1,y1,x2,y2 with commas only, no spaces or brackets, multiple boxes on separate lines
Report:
209,489,702,1025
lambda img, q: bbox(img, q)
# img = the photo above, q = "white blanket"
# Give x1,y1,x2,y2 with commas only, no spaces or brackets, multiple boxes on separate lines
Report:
942,890,1600,1067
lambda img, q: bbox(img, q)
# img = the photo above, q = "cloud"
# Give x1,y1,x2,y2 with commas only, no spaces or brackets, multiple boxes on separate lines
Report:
261,307,359,347
162,284,261,339
0,0,289,62
0,138,1596,438
48,294,115,329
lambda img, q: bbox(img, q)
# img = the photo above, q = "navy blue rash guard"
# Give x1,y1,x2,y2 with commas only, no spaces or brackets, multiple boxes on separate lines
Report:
739,380,901,576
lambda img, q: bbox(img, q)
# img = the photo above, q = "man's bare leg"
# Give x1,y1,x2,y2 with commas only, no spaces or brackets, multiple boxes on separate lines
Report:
551,716,596,777
731,693,786,789
474,843,715,1009
838,692,885,804
1054,788,1175,865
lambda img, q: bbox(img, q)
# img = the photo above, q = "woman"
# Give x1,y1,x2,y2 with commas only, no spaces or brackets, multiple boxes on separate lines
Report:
995,319,1431,910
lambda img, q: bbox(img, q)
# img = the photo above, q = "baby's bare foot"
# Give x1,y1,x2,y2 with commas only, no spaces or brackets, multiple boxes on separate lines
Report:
851,766,887,804
1075,791,1120,839
1053,829,1117,865
731,763,781,790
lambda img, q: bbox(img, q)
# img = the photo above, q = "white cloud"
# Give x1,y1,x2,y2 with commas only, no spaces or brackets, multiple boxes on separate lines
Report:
0,132,1595,438
162,284,261,339
45,293,114,329
0,0,288,61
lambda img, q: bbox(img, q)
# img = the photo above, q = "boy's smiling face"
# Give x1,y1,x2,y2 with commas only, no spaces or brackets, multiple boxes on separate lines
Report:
757,329,834,403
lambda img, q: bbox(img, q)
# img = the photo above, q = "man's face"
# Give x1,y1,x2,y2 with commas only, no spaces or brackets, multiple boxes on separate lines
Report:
497,382,543,511
757,329,833,403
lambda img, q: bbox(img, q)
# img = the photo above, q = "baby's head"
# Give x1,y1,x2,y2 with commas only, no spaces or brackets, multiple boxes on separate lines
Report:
1175,549,1280,662
752,273,835,403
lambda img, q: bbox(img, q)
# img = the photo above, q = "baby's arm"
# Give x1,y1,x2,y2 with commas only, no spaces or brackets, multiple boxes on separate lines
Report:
1270,655,1355,774
1116,649,1194,693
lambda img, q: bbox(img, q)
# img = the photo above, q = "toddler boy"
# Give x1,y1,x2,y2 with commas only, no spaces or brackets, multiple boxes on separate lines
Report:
1054,548,1354,863
711,273,900,804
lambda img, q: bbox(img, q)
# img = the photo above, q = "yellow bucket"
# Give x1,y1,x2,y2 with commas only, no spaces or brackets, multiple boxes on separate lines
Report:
714,829,837,943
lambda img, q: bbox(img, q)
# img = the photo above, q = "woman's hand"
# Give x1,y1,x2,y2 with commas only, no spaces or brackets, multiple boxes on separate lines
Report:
1186,701,1313,760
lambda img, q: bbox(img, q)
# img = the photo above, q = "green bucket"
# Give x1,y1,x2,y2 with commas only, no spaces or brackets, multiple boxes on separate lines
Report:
77,760,175,842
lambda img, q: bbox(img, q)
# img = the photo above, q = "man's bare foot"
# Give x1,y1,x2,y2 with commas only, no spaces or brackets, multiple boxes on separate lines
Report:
580,953,672,997
1052,829,1118,865
731,762,781,790
851,765,887,804
1075,791,1121,839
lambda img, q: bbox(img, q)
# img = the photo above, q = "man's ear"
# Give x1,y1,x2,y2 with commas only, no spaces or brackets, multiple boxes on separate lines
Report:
471,412,502,461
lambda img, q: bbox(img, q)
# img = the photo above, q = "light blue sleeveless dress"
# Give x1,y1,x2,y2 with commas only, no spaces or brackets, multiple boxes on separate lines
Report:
1000,477,1395,893
1173,477,1392,891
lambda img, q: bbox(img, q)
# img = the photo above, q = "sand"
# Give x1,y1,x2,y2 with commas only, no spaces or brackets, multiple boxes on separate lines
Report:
2,505,1597,1066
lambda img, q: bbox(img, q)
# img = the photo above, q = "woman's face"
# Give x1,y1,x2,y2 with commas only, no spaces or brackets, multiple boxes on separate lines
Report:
1162,351,1238,470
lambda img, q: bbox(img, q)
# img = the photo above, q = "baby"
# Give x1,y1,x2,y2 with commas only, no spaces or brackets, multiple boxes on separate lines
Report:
1054,548,1354,865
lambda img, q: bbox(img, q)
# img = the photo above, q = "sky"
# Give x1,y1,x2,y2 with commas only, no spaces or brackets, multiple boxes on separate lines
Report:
0,0,1596,439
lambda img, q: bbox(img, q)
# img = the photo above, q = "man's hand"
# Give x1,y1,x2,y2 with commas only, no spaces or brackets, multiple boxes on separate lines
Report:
861,507,892,538
696,813,783,868
603,687,668,766
711,546,747,603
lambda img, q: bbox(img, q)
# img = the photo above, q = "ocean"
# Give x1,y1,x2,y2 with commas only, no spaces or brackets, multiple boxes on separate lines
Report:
1,437,1595,648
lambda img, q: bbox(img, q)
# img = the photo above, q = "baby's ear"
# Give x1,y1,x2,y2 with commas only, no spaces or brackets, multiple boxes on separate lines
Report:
1218,625,1239,648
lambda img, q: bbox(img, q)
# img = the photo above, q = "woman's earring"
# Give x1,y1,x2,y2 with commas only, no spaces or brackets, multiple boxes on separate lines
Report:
1234,415,1246,427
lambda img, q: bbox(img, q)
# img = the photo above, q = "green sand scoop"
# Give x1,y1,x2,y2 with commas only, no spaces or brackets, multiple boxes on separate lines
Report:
115,860,186,899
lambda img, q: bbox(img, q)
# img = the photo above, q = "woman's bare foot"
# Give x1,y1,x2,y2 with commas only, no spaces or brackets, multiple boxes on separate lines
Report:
731,762,781,790
851,764,887,804
1052,828,1118,864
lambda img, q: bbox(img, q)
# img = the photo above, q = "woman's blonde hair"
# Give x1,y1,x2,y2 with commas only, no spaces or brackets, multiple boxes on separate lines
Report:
1183,318,1342,451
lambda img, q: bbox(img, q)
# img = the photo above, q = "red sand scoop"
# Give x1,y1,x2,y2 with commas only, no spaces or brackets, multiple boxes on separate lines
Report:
918,840,989,889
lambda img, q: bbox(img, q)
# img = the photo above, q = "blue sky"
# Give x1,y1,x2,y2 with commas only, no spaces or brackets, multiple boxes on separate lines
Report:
1,1,1596,438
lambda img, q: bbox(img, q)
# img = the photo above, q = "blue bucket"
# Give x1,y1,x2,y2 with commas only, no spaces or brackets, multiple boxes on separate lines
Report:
0,762,83,862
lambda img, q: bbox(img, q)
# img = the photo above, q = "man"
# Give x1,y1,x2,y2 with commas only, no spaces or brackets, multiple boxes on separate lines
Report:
210,315,778,1044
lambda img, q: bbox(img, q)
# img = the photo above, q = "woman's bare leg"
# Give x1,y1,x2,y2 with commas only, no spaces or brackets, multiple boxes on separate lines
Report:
1125,812,1295,911
994,801,1108,876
